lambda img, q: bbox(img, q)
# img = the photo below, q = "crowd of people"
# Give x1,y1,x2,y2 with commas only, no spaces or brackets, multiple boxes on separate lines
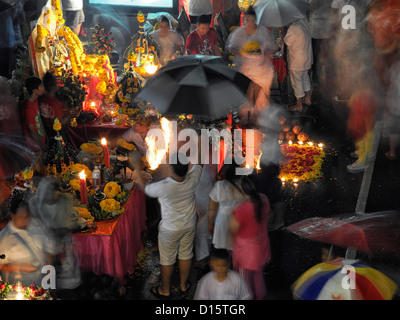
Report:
0,0,399,301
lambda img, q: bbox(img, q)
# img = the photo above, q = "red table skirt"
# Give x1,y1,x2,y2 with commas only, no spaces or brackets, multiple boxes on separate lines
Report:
72,189,147,285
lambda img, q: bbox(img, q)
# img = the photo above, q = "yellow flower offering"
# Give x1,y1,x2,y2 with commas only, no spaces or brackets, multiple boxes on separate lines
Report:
104,181,121,199
100,198,121,213
80,143,103,155
117,138,137,151
53,118,62,131
242,41,262,55
23,167,34,180
70,163,92,181
69,179,81,191
73,207,94,220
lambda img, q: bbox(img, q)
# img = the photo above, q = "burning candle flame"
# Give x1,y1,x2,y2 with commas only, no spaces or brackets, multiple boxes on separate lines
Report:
101,138,107,146
79,170,86,180
144,62,158,75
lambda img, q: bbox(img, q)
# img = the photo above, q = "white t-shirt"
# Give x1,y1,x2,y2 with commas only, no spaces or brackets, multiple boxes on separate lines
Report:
188,0,213,16
144,165,203,230
62,0,83,11
194,270,251,300
284,18,313,70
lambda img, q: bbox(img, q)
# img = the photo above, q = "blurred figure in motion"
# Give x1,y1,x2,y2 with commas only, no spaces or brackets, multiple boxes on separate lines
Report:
0,76,22,135
346,87,379,173
150,15,184,66
284,18,313,112
229,175,271,300
29,177,81,290
368,0,400,161
39,71,69,144
0,190,56,287
62,0,85,36
20,76,47,153
226,6,275,112
185,14,220,56
194,248,251,300
208,163,245,252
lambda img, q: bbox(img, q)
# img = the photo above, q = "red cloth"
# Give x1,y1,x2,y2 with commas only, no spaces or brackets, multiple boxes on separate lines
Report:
232,194,271,271
39,95,65,130
346,90,379,141
185,28,218,55
72,190,147,285
20,98,46,151
272,57,287,84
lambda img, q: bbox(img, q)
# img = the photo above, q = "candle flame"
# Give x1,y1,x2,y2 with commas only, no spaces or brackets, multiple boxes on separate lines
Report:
289,140,293,145
79,170,86,179
298,141,303,145
144,62,158,75
293,178,299,183
145,117,171,170
101,138,107,146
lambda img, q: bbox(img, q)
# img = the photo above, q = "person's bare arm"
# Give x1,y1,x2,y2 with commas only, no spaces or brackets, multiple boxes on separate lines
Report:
208,198,219,235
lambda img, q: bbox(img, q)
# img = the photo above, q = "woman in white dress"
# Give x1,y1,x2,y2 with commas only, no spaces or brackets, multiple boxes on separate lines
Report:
226,6,276,111
208,164,245,251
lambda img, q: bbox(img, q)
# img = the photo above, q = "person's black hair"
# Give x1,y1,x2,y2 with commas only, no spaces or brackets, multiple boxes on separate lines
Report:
210,248,230,262
8,189,29,216
197,14,211,26
245,5,256,17
170,153,189,177
159,15,170,25
25,76,42,95
43,71,58,94
220,163,242,193
241,175,263,224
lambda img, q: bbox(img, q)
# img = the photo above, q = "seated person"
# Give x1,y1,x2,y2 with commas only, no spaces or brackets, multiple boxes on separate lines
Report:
150,15,184,66
194,248,251,300
185,14,221,56
0,191,55,287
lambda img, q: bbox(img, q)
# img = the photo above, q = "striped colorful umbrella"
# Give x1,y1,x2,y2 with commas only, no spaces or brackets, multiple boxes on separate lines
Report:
292,258,398,300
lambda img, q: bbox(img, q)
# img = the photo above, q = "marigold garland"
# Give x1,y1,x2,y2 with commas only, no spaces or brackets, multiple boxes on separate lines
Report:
80,143,103,155
100,198,122,214
117,138,137,151
279,143,326,182
104,181,121,199
73,206,94,220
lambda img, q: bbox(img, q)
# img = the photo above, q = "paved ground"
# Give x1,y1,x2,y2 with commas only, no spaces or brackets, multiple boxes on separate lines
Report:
57,86,400,300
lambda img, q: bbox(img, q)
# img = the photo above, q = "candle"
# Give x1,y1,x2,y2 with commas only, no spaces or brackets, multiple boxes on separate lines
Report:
79,170,88,205
101,138,110,168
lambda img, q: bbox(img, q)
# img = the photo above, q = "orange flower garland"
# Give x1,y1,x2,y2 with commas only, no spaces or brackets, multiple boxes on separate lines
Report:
279,143,326,182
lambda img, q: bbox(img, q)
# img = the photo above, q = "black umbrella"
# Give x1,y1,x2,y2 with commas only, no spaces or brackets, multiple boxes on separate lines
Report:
137,55,251,118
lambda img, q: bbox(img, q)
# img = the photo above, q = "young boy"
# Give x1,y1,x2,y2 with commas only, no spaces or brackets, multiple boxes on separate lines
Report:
20,76,47,152
185,14,220,56
194,248,251,300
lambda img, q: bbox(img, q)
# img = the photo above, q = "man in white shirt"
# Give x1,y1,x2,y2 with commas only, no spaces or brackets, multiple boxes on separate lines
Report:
62,0,85,35
284,18,313,112
132,151,203,299
149,16,184,66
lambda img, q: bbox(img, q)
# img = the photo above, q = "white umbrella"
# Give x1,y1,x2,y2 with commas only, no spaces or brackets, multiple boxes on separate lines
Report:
253,0,310,27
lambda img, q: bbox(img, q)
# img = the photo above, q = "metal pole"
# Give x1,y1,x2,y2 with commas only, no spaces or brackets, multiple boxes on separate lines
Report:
355,119,384,215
